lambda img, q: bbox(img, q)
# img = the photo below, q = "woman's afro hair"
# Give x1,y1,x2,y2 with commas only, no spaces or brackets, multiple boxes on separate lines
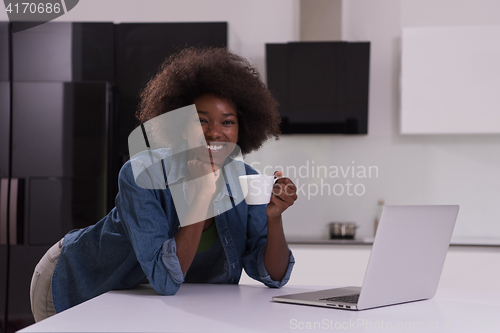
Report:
136,47,281,155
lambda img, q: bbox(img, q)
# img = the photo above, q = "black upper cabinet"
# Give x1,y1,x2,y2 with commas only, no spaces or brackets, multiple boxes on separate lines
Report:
12,22,113,82
266,41,370,134
71,23,114,82
0,82,9,178
0,22,9,81
114,22,227,157
12,82,108,178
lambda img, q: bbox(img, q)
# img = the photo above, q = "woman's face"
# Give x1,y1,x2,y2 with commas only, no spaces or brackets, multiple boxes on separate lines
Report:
185,94,239,167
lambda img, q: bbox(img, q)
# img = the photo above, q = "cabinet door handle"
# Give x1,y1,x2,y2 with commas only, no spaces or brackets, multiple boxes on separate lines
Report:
0,178,8,245
9,178,18,245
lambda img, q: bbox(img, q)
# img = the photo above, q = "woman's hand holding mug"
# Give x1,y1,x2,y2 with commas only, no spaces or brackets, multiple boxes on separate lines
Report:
238,171,298,218
266,171,298,218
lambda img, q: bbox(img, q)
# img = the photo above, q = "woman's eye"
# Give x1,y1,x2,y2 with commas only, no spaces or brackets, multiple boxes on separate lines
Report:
198,118,208,123
223,120,236,125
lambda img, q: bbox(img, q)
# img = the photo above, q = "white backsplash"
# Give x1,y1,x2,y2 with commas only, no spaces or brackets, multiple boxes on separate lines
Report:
244,134,500,240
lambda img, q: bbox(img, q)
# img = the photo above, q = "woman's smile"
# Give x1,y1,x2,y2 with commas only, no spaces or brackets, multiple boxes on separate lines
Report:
204,142,225,152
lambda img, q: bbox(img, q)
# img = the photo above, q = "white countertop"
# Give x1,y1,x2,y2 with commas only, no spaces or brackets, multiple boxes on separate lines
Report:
20,284,500,332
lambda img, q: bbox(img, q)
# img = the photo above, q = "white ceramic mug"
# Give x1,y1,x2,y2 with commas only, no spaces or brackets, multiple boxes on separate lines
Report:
238,174,277,205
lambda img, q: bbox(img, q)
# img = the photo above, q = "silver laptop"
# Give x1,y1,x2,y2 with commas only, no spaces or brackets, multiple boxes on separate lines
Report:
273,205,459,310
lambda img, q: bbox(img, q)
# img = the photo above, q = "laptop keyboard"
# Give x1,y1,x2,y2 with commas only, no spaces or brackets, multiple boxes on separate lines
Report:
320,294,360,304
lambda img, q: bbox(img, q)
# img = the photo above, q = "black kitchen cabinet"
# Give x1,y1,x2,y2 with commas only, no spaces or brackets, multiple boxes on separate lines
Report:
12,22,113,82
0,21,227,332
266,41,370,134
1,22,111,332
0,21,10,333
12,82,109,246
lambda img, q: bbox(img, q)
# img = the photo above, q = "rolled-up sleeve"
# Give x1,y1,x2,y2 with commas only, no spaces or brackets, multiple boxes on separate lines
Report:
242,203,295,288
161,238,185,285
256,245,295,288
116,161,183,296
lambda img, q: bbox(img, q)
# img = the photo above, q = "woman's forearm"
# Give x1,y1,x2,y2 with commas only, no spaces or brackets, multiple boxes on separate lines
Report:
174,223,204,275
174,193,211,275
263,214,290,281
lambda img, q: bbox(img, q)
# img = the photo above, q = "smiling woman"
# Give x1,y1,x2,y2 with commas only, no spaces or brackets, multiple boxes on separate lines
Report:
29,47,299,322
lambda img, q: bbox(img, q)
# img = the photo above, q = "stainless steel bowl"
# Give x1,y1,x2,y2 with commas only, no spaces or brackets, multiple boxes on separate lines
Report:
329,222,359,239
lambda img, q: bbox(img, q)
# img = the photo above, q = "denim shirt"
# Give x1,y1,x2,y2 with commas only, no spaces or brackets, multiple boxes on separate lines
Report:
51,150,295,313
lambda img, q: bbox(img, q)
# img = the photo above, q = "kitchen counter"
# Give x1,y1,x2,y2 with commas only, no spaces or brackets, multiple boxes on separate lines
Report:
287,237,374,245
287,237,500,247
20,284,500,332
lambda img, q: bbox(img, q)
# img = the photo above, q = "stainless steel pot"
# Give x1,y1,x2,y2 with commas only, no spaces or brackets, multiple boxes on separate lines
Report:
329,222,359,239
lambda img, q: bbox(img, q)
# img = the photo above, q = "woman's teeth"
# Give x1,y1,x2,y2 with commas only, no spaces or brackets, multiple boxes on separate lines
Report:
205,144,224,151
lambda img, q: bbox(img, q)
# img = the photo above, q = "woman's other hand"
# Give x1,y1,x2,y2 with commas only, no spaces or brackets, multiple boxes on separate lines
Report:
187,157,220,198
266,171,298,219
